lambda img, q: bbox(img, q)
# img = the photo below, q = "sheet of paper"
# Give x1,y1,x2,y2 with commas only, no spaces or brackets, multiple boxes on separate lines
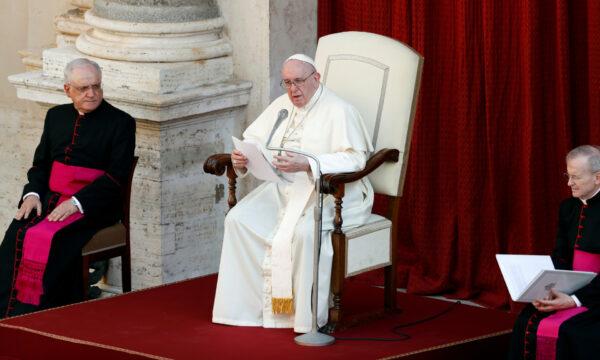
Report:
496,254,554,301
232,136,287,184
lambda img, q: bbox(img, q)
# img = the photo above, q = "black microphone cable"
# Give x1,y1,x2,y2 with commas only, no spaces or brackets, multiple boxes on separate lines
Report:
319,300,461,342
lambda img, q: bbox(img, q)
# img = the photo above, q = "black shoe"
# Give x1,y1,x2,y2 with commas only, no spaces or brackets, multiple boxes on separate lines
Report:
88,286,102,299
88,260,108,285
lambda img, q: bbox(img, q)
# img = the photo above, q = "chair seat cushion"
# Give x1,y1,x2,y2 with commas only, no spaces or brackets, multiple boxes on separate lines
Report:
345,214,392,277
82,223,127,256
345,214,391,239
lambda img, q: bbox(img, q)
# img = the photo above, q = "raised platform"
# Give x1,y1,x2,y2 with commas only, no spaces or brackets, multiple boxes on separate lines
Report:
0,275,515,359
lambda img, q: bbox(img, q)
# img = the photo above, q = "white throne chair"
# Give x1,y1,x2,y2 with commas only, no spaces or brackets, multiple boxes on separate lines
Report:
314,31,423,331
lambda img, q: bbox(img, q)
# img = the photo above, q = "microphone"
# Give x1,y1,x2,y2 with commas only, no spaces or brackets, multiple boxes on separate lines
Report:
266,109,288,148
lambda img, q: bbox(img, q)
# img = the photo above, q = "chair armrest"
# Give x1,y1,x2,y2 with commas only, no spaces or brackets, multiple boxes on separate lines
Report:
204,153,233,176
321,148,399,194
203,153,239,208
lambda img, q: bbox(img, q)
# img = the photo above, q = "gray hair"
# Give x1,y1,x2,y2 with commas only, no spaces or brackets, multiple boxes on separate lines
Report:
566,145,600,172
64,58,102,84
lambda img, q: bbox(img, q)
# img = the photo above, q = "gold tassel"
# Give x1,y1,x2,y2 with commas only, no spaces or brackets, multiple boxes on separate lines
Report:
272,297,294,314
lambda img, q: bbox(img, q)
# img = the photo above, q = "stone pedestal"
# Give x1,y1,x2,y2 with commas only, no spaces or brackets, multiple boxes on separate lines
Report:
9,0,251,290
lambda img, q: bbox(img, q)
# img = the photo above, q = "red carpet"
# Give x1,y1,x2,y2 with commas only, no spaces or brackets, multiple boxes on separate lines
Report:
0,275,515,360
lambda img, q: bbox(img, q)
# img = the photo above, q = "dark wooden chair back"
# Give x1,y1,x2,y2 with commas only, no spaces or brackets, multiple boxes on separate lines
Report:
81,156,138,298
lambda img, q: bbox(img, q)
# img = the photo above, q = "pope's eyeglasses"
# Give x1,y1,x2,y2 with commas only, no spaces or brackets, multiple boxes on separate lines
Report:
280,71,315,89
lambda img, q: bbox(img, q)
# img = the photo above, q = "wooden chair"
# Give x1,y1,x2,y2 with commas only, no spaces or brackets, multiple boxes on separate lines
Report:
81,156,138,299
204,31,423,331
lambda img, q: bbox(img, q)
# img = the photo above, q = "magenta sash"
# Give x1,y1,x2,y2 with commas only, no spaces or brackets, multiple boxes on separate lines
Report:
535,250,600,359
15,161,104,305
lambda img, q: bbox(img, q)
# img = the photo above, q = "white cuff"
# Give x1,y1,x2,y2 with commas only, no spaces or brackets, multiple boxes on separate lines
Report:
23,192,39,201
571,295,582,307
71,196,84,214
307,158,318,179
234,166,249,178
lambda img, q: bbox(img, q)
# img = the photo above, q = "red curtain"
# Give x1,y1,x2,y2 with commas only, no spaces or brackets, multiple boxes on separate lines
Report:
319,0,600,308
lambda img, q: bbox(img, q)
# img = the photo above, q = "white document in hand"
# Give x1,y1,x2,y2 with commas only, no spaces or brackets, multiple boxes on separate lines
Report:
232,136,287,184
496,254,596,302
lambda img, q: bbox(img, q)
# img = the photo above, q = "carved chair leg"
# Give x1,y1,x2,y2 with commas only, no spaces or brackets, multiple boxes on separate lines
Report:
121,251,132,293
384,264,397,311
325,231,346,334
324,187,346,333
82,255,90,299
385,196,400,312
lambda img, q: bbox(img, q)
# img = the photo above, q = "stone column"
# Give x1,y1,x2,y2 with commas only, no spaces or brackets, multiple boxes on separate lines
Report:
10,0,251,290
55,0,93,47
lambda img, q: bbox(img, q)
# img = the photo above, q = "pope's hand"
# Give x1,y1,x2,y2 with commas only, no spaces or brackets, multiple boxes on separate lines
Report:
47,200,78,222
273,152,310,173
231,149,248,172
15,195,42,220
532,289,576,312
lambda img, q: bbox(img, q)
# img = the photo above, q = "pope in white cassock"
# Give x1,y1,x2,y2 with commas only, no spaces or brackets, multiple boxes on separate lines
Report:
212,54,374,333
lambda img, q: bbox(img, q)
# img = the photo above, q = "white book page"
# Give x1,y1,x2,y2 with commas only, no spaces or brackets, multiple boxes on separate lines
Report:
495,254,555,301
232,136,287,184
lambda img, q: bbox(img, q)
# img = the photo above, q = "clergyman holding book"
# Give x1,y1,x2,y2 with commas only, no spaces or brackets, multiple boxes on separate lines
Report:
509,145,600,360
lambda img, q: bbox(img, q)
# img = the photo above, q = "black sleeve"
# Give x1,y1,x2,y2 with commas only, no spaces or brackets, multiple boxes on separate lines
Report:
551,200,574,270
574,275,600,307
74,113,136,220
560,199,600,306
21,110,53,206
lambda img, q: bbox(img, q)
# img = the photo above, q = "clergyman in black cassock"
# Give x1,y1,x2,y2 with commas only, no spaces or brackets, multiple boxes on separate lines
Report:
509,145,600,360
0,58,135,318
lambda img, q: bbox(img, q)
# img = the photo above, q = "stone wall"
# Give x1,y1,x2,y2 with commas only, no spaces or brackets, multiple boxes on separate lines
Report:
116,109,246,289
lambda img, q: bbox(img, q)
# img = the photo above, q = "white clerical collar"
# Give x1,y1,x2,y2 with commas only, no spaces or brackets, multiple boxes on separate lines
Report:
296,84,323,114
581,187,600,205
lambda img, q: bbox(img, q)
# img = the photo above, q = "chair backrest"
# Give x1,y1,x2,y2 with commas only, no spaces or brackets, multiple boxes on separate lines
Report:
122,156,138,230
314,32,423,197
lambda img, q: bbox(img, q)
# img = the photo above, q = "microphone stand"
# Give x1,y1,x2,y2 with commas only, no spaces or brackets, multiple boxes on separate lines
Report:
266,145,335,347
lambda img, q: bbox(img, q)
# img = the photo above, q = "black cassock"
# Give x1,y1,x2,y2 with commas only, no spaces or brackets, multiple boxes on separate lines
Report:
0,100,135,318
509,192,600,360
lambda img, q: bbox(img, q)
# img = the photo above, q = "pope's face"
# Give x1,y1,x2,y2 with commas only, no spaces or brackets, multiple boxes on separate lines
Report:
281,60,320,108
566,156,600,200
64,65,103,114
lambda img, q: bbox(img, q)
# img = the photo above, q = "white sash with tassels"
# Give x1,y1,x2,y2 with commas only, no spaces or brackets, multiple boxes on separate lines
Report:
270,173,314,314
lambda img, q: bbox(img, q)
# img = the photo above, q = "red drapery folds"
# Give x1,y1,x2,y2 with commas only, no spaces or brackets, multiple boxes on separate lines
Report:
319,0,600,308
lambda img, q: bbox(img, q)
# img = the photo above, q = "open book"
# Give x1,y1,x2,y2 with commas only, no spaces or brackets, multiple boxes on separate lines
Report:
232,136,289,184
496,254,596,302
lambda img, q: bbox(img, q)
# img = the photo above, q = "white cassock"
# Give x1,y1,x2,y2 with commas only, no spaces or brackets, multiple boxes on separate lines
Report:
212,84,374,333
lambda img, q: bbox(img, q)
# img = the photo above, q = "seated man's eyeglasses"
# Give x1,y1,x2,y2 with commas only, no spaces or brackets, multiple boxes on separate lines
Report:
280,71,316,89
70,83,102,93
563,172,589,182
